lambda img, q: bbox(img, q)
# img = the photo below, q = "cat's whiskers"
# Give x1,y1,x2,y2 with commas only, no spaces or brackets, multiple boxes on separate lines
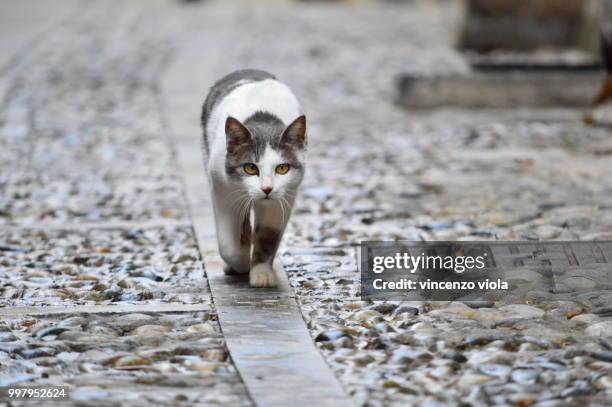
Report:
226,188,251,201
229,193,249,213
237,196,253,234
232,196,248,234
227,188,253,213
280,195,293,230
277,197,286,231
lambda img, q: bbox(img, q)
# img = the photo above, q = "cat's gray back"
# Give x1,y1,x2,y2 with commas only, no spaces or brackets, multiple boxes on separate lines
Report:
201,69,276,155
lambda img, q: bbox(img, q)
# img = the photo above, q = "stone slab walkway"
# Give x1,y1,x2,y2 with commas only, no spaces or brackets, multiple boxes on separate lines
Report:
162,3,352,404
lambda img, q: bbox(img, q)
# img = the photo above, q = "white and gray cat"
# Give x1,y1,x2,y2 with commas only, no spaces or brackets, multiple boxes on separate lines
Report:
201,70,306,287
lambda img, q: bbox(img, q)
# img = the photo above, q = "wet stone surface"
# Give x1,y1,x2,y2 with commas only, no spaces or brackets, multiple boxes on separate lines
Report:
0,227,209,308
0,312,249,406
299,298,612,406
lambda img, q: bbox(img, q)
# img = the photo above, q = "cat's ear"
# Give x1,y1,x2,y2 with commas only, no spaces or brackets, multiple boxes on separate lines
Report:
280,115,306,150
225,116,252,154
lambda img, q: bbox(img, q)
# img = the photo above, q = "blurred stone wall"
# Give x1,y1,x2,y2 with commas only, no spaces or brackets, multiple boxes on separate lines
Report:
460,0,599,52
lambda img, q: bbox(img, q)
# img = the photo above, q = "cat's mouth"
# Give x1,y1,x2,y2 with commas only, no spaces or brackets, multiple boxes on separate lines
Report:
259,195,278,202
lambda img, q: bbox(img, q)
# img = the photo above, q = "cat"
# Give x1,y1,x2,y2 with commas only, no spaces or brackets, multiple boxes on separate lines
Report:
201,69,306,287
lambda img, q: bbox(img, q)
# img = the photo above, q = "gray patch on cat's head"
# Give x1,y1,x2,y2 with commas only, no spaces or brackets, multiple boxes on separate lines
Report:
201,70,276,156
244,111,287,151
225,112,307,179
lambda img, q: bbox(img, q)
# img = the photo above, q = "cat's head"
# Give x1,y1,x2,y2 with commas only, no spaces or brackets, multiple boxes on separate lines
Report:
224,112,306,201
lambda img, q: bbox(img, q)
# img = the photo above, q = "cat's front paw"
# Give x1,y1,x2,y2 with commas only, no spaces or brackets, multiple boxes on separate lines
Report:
249,263,277,287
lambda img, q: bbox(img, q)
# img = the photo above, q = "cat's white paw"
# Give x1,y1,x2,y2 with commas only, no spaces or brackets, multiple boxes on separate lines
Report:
249,263,277,287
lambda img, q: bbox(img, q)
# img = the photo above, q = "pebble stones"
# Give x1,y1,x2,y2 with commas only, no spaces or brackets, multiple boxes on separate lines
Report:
585,322,612,338
1,311,246,404
0,228,209,307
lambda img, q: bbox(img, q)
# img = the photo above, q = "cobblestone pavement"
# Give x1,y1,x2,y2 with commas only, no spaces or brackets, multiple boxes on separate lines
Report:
1,311,246,406
1,227,208,307
1,0,612,406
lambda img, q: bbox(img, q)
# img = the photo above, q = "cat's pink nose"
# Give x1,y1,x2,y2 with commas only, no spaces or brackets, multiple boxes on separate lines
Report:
261,186,273,195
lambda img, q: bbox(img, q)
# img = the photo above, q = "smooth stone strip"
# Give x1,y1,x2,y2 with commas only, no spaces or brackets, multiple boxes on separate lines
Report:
397,70,603,108
0,303,211,317
0,218,192,232
161,4,352,406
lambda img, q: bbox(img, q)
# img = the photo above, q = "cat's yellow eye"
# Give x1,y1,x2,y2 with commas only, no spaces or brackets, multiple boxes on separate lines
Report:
243,163,259,176
275,164,290,175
